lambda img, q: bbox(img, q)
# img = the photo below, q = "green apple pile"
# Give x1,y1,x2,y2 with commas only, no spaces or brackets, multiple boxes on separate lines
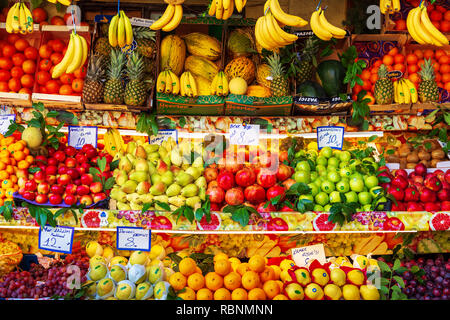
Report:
293,146,385,212
110,138,206,211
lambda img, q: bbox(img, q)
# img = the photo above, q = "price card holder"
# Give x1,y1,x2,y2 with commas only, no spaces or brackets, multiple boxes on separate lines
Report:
38,225,74,254
149,129,178,146
116,227,151,252
229,123,260,146
68,126,98,150
0,114,15,135
316,126,344,150
292,244,326,268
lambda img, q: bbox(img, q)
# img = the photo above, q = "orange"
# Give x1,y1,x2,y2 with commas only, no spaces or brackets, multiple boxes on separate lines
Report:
0,162,4,170
169,272,187,291
13,150,25,161
388,47,398,56
6,165,13,174
248,255,265,273
382,55,394,66
373,60,382,68
409,73,421,84
275,280,284,291
22,148,29,156
17,160,29,169
248,288,266,300
406,54,418,65
187,273,205,291
438,55,449,65
418,59,425,68
369,73,378,84
408,64,419,74
5,188,14,198
205,272,224,291
259,266,275,283
236,263,251,276
360,70,371,81
25,155,34,164
0,171,9,180
196,288,213,300
179,257,197,277
445,82,450,91
270,265,281,280
10,175,17,184
223,272,241,291
263,280,280,300
242,271,260,291
442,73,450,83
273,294,289,300
0,150,9,158
214,258,231,276
423,49,434,60
2,179,13,189
440,64,450,74
394,54,405,64
414,50,424,60
231,288,248,300
9,159,16,166
178,287,196,300
393,63,405,73
213,253,228,263
214,287,231,300
1,157,10,165
195,266,202,274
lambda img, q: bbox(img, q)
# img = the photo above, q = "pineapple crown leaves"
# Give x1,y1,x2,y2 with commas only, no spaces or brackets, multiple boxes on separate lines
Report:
377,64,389,79
86,54,106,81
132,26,156,41
107,48,127,80
125,51,145,81
418,58,436,81
267,52,287,79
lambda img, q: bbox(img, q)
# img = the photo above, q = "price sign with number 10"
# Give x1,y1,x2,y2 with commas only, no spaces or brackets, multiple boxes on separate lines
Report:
68,126,98,150
316,126,344,150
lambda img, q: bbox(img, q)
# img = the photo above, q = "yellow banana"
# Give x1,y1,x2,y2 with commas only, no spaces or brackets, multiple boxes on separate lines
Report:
210,73,219,95
255,17,274,51
169,71,180,95
150,4,175,30
164,71,173,94
216,71,223,96
121,11,133,46
157,71,166,93
117,13,126,48
66,33,83,74
267,12,298,44
112,128,125,153
310,9,333,41
11,2,20,32
215,0,223,20
404,79,418,104
235,0,243,13
188,72,198,97
261,15,282,48
269,0,307,28
397,79,405,104
5,3,16,33
223,0,234,20
393,81,399,103
380,0,386,14
413,7,440,46
162,4,183,32
392,0,400,12
420,6,448,46
19,3,27,34
180,72,187,96
407,8,426,45
221,72,229,96
184,72,193,97
52,32,75,78
318,9,346,39
208,0,217,16
402,79,411,104
103,131,113,156
109,14,119,47
79,34,88,69
58,0,72,6
223,0,231,11
22,4,34,33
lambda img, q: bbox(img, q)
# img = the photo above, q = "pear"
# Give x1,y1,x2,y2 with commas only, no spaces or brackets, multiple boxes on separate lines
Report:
150,182,166,196
181,163,190,170
144,144,159,155
122,180,138,194
138,194,154,204
171,166,182,176
168,196,186,207
148,152,160,164
158,146,168,158
135,159,149,172
199,186,206,201
117,202,131,210
170,150,183,167
151,174,162,185
161,171,174,186
111,189,127,202
147,161,156,175
195,176,207,189
127,141,136,155
185,167,201,180
181,184,198,198
186,196,201,209
136,181,151,195
179,141,191,155
175,172,194,187
119,157,133,173
135,145,147,159
129,171,149,183
126,193,141,204
130,201,143,211
156,159,168,174
166,184,182,197
115,170,129,186
191,157,203,168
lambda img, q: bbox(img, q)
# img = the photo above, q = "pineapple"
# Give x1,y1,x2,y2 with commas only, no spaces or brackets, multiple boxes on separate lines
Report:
418,58,439,103
133,26,156,59
104,49,126,104
94,37,112,58
374,64,394,105
267,53,289,97
124,51,147,106
297,36,320,84
82,54,106,104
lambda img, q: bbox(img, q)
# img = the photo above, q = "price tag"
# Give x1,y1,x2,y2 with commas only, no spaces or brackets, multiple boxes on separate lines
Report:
0,114,15,135
229,123,260,146
316,126,344,150
68,126,98,149
292,244,326,268
149,129,178,146
130,17,154,27
116,227,151,252
38,225,74,254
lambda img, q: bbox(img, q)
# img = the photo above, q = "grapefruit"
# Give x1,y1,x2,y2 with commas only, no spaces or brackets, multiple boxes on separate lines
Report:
429,213,450,231
312,213,336,231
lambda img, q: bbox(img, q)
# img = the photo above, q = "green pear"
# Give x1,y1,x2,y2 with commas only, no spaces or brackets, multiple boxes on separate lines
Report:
119,157,133,173
135,159,149,172
153,195,169,205
126,153,136,166
148,152,160,163
151,174,162,185
138,194,154,204
194,176,206,189
117,202,131,210
158,146,168,158
181,163,190,170
130,201,143,211
135,145,147,159
168,196,186,207
191,157,203,168
110,189,127,203
127,141,136,155
171,166,182,176
115,170,129,186
136,181,151,195
122,180,138,194
161,171,174,186
175,172,194,187
126,193,141,203
150,182,166,196
162,156,171,168
181,184,198,198
186,196,201,209
185,167,201,180
156,159,168,174
144,144,159,155
170,150,183,167
199,186,206,201
166,183,182,197
129,171,149,183
147,161,156,175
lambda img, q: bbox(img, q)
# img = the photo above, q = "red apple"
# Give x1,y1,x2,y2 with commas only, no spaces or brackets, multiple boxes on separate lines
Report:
66,168,80,180
276,163,293,182
80,195,93,206
235,168,256,188
16,169,28,179
85,148,98,160
23,191,36,201
420,188,436,203
210,202,221,211
47,158,58,167
445,169,450,184
81,144,95,153
414,163,427,176
65,157,77,168
217,170,235,191
244,184,266,204
282,178,296,191
57,174,71,186
80,174,94,186
34,170,46,183
225,188,244,206
24,180,37,192
437,188,450,201
393,169,408,178
65,146,77,157
407,201,424,212
206,186,225,204
65,184,77,195
81,162,91,172
45,165,58,176
93,192,107,202
257,201,276,213
37,182,50,195
257,170,277,189
35,194,48,204
391,176,408,190
48,193,62,205
54,151,66,163
75,153,87,164
391,201,406,211
266,185,286,202
441,201,450,211
424,175,442,192
404,187,419,202
73,178,82,186
90,182,103,194
50,184,64,195
63,194,77,206
46,175,56,185
58,166,68,175
76,185,90,196
424,202,440,212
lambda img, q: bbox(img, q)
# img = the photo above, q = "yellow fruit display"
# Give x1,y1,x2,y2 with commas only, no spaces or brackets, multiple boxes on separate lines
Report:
160,35,186,76
229,77,248,95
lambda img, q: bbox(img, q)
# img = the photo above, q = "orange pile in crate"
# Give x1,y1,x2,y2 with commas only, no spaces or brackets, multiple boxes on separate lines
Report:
0,134,34,206
0,34,39,94
394,1,450,33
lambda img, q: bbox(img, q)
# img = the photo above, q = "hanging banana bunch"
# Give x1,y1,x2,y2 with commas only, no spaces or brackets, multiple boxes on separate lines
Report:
52,31,88,78
5,1,33,34
380,0,401,14
208,0,246,20
46,0,72,6
150,0,184,31
310,6,347,41
108,10,134,49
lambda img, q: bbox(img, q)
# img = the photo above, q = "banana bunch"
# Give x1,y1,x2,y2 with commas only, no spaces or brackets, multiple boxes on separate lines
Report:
380,0,401,14
310,7,347,41
5,1,33,34
407,3,449,47
180,71,198,97
208,0,246,20
47,0,72,6
108,10,133,48
156,70,180,95
103,128,126,156
150,3,183,31
210,71,229,96
394,79,418,104
52,31,88,78
255,0,308,51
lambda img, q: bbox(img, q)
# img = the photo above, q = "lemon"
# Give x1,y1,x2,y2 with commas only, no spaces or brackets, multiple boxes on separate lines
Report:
294,268,311,286
330,268,346,286
86,241,103,258
149,244,166,260
22,127,43,149
154,281,171,300
305,283,324,300
115,280,136,300
280,269,293,283
324,283,342,300
135,282,154,300
102,246,115,262
360,284,380,300
89,255,106,268
347,269,365,286
110,264,127,283
285,283,304,300
129,251,149,266
352,255,368,270
342,284,360,300
312,268,329,287
341,261,353,268
148,264,164,284
88,263,108,281
280,259,295,271
110,256,128,267
96,278,115,299
150,259,164,267
128,264,147,284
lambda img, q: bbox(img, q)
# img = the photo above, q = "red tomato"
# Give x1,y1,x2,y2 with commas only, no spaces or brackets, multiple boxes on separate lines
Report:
50,16,65,25
20,74,34,88
10,66,23,79
0,58,13,70
11,53,26,67
6,34,21,45
45,80,60,94
73,66,87,79
32,7,48,24
2,45,16,58
22,60,36,74
39,59,52,71
59,84,73,95
0,81,9,92
8,78,21,92
72,79,84,93
18,87,31,95
50,52,63,65
51,39,65,53
60,73,75,85
24,47,38,60
14,39,29,52
36,71,51,85
0,69,11,81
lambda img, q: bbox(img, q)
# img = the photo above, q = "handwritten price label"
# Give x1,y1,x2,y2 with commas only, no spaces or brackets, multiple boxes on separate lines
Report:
116,227,151,252
292,244,326,268
38,225,74,254
229,124,260,146
317,126,344,150
68,126,98,149
0,114,15,135
149,129,178,146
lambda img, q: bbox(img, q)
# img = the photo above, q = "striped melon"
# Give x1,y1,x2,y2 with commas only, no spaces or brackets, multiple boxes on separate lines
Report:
224,56,256,85
256,64,271,88
160,35,186,76
184,55,220,82
182,33,221,61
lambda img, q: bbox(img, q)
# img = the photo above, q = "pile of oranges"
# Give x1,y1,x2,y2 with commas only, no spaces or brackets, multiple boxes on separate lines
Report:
0,134,33,206
169,254,288,300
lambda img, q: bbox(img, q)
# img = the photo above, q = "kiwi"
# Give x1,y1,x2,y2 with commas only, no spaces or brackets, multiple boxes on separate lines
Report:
406,152,419,163
419,160,429,167
418,150,431,161
431,149,445,160
430,159,440,167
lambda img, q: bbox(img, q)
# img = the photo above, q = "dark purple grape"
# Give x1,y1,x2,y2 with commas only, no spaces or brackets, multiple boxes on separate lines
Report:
403,271,413,280
435,276,444,284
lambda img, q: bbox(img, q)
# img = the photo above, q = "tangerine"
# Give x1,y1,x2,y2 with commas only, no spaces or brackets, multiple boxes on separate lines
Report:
231,288,248,300
248,255,266,273
242,271,261,290
205,272,224,291
248,288,266,300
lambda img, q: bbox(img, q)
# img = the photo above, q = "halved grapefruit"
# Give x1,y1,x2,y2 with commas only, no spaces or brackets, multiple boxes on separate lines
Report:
429,213,450,231
81,210,101,228
197,212,221,231
312,213,336,231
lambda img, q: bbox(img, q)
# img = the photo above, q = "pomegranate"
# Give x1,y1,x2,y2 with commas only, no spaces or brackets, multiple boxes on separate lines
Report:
266,185,286,202
225,188,244,206
414,163,427,176
256,170,277,189
235,168,256,187
204,167,218,183
217,170,235,190
206,186,225,204
420,188,437,203
424,202,440,212
424,175,442,192
244,184,266,205
276,163,293,182
437,188,450,201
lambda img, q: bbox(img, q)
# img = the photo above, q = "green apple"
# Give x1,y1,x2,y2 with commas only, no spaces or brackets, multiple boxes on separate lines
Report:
321,180,335,194
327,171,341,183
344,191,358,203
339,151,351,163
296,161,311,173
349,177,365,192
313,204,324,212
340,167,352,178
329,191,342,203
349,159,361,170
350,172,363,180
328,157,340,168
369,186,384,198
332,149,342,157
363,204,372,211
316,156,327,167
316,164,326,173
319,169,328,178
323,204,332,212
299,194,314,202
319,146,333,158
308,183,320,197
294,170,311,184
327,165,338,172
336,180,350,193
339,161,349,168
358,191,372,205
315,192,329,206
313,177,323,188
310,171,319,181
306,150,318,160
295,150,306,158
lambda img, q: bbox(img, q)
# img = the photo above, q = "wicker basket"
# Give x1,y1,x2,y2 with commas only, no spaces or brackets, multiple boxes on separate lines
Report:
0,240,23,277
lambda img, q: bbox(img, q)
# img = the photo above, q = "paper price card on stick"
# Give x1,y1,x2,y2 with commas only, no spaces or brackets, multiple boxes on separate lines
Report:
68,126,98,149
149,129,178,146
116,227,151,251
229,123,260,146
316,126,344,150
38,225,74,254
292,244,327,268
0,114,15,135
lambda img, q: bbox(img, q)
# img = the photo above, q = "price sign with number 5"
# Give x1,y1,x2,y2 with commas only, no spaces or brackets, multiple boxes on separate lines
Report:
68,126,98,150
316,126,344,150
116,227,151,252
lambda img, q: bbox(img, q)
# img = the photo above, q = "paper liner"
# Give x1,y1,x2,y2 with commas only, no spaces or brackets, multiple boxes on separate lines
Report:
114,280,136,300
128,264,146,284
135,282,154,300
108,264,128,284
95,279,116,300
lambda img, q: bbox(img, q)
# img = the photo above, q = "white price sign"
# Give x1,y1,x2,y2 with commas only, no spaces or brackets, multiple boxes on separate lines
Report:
116,227,151,251
229,123,260,146
149,129,178,146
317,126,345,150
0,114,15,135
68,126,98,149
38,225,74,254
292,244,326,268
